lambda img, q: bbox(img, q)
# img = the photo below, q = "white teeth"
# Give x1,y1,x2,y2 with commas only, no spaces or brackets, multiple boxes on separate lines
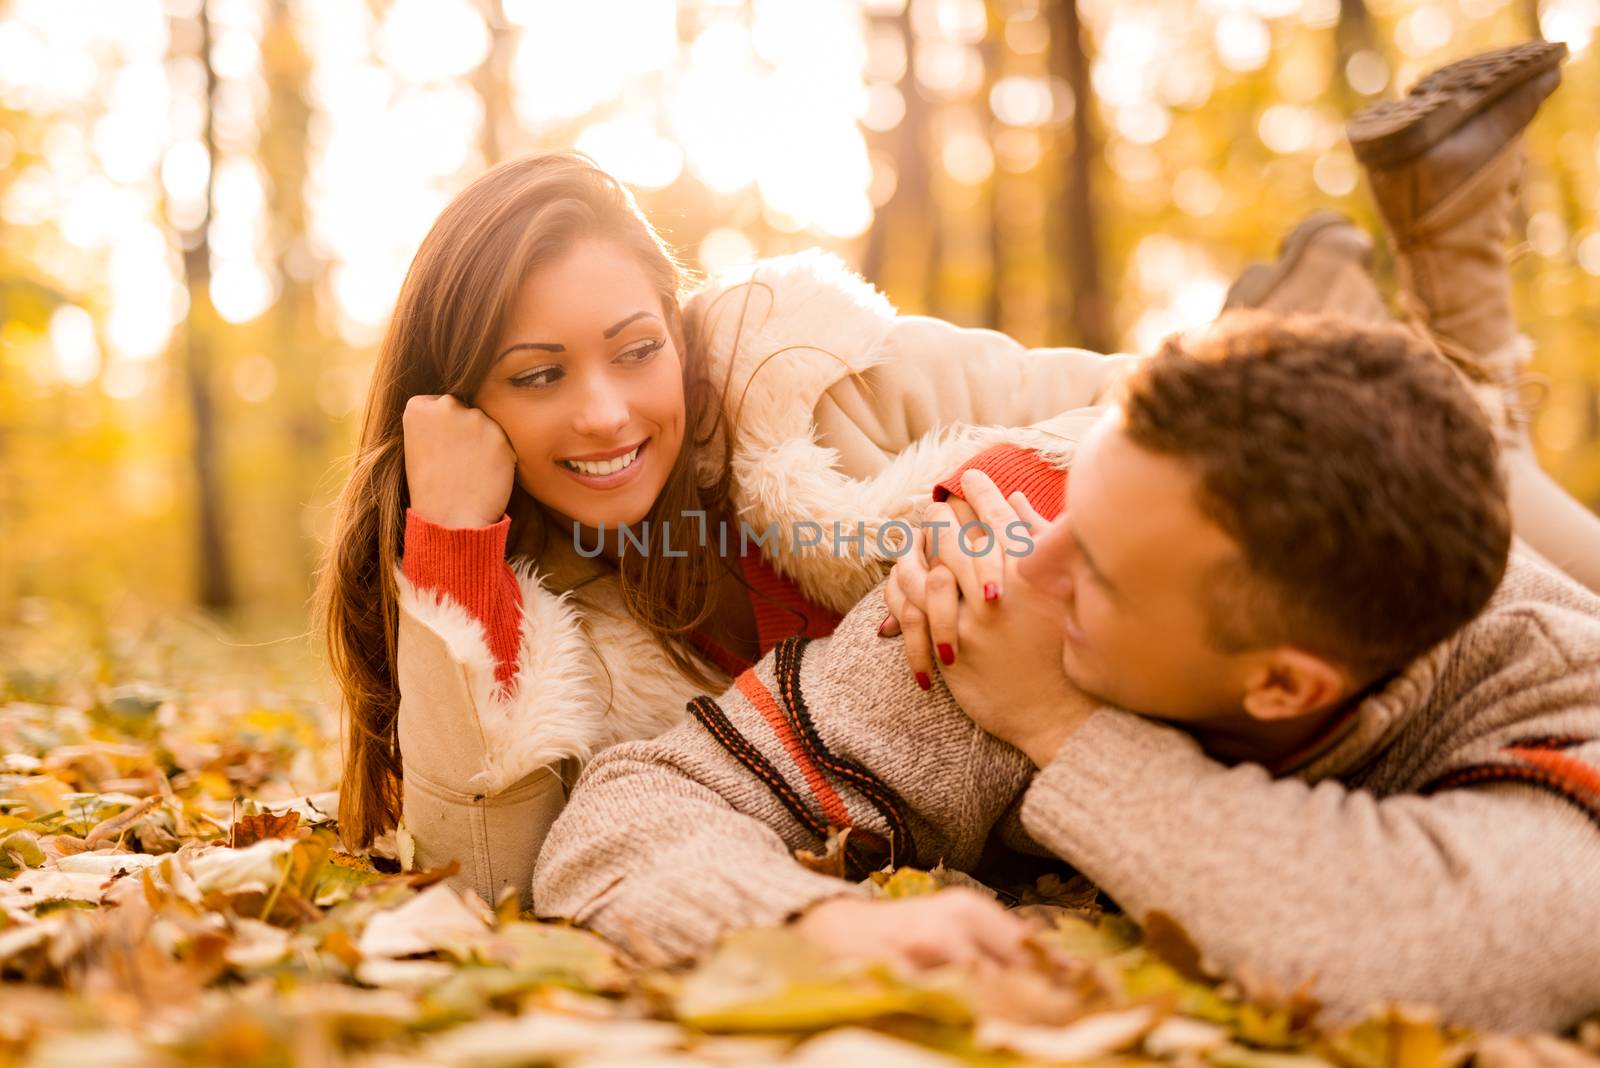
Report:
563,445,641,477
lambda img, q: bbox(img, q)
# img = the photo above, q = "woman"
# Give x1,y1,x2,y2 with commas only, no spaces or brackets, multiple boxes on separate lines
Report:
318,152,1135,907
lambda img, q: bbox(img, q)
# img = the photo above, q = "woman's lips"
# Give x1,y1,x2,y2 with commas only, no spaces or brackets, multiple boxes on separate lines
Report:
557,439,649,490
560,439,647,463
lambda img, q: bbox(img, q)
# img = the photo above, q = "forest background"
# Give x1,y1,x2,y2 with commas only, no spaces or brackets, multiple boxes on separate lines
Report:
2,0,1598,688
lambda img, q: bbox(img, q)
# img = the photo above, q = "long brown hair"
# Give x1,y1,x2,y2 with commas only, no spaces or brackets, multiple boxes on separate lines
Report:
317,153,735,851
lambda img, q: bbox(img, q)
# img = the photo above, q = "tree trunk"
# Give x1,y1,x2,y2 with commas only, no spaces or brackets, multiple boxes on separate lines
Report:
981,23,1004,332
473,0,516,165
262,0,327,588
1334,0,1379,107
174,2,234,611
1047,0,1111,352
861,6,940,314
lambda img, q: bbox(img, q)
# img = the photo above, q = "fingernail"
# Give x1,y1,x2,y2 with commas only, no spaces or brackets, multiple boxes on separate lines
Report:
937,643,955,666
915,671,931,691
983,581,999,602
878,615,892,637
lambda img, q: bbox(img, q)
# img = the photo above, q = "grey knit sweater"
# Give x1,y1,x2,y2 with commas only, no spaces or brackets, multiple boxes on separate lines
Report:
532,547,1600,1031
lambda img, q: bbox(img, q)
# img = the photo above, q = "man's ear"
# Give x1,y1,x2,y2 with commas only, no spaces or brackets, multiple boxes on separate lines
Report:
1240,649,1352,722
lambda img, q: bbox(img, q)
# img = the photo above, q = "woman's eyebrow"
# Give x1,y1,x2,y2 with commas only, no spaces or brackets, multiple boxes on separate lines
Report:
496,311,660,363
603,310,658,337
496,341,563,362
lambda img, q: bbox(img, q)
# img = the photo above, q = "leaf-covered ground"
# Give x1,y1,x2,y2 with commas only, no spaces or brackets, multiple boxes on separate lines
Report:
2,612,1598,1068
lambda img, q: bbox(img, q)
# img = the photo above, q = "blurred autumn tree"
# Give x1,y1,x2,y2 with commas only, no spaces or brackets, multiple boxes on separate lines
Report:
0,0,1596,635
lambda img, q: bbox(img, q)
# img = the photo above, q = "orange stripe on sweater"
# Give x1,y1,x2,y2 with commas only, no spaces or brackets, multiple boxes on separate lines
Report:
1509,747,1600,799
734,670,853,829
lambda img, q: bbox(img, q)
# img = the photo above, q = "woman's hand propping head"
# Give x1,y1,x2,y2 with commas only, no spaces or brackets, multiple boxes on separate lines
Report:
401,395,516,530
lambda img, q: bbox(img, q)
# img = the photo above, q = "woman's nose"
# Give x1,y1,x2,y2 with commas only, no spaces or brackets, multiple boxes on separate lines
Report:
572,380,630,438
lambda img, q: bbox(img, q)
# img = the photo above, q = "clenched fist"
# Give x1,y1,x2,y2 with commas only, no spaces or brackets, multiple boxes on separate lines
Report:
402,394,516,529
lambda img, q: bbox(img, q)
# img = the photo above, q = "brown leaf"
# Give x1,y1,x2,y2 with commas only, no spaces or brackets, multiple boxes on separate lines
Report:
399,857,462,891
82,796,161,848
39,833,90,859
229,810,301,849
321,927,363,969
1141,909,1214,983
795,827,851,879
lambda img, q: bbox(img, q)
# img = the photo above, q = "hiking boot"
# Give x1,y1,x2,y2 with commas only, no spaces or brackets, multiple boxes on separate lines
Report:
1348,40,1566,435
1223,211,1392,323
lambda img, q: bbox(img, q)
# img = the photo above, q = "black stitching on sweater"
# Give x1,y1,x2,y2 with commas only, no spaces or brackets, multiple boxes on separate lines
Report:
1420,761,1600,831
1506,734,1594,751
773,637,918,867
686,695,828,841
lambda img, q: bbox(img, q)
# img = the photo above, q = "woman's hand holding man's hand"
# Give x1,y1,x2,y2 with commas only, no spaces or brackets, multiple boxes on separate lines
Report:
402,395,517,529
883,468,1098,767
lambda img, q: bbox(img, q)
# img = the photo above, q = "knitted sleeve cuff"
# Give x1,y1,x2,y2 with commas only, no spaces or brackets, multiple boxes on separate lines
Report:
932,443,1067,521
401,509,524,688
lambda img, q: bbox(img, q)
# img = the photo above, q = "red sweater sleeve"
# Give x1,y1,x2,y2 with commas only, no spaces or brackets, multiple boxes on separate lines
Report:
932,443,1067,521
401,509,524,690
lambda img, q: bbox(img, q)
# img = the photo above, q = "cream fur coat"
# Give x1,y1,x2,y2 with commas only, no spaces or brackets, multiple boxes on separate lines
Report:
388,250,1143,907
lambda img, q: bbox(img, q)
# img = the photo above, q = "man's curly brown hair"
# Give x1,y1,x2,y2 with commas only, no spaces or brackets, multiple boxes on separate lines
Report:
1122,310,1512,682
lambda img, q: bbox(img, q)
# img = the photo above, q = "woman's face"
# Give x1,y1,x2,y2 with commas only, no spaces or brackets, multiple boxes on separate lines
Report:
473,237,686,532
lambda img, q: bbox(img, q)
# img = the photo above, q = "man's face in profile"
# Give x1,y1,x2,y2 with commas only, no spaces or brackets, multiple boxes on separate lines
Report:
1016,410,1255,723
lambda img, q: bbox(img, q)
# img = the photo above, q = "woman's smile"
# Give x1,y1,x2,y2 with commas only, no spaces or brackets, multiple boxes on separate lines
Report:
557,438,650,488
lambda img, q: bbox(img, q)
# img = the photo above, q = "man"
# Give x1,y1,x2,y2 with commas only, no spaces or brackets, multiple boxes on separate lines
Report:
535,307,1600,1030
533,46,1600,1028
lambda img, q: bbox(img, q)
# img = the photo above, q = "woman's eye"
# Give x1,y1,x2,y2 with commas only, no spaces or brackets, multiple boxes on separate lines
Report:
617,338,665,364
511,366,563,389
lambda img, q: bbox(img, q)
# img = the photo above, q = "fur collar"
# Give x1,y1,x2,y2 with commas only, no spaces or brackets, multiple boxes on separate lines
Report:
686,250,1076,613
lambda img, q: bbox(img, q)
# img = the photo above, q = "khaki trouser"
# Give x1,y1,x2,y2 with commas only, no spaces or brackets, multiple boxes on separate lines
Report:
1503,441,1600,595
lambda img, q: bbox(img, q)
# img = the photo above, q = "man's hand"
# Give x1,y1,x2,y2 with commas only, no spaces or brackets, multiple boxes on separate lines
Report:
886,469,1099,767
402,394,517,528
795,889,1031,972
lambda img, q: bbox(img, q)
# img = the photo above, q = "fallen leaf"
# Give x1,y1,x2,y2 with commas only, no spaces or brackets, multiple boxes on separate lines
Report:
420,1011,684,1068
355,957,457,990
676,928,970,1032
1144,1015,1231,1056
489,920,628,992
975,1004,1159,1060
1209,1043,1340,1068
869,867,940,899
357,882,493,959
82,796,161,847
1143,909,1214,982
1040,911,1142,962
788,1027,960,1066
185,837,296,895
794,827,850,879
229,809,301,849
222,917,294,969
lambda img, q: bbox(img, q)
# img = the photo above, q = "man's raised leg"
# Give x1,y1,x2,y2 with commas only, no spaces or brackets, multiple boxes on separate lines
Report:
1348,40,1600,593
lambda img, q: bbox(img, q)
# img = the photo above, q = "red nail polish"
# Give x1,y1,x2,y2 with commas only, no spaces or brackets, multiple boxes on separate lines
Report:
937,643,955,666
915,671,932,691
878,615,892,637
983,582,999,602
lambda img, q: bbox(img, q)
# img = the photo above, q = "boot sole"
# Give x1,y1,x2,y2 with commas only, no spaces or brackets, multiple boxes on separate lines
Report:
1346,41,1567,169
1223,211,1369,310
